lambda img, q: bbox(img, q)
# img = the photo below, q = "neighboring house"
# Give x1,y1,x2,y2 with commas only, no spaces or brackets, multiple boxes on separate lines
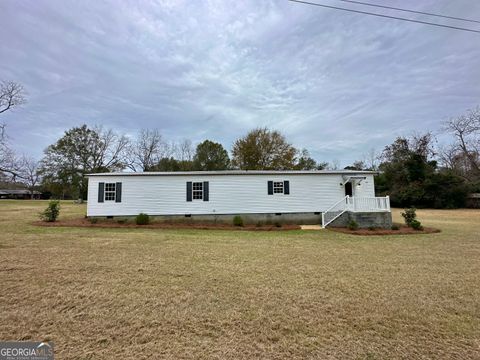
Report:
0,189,41,200
86,170,392,228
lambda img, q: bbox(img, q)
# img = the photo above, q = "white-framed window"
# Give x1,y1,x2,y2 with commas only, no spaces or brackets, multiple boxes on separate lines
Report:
192,182,203,200
104,183,116,201
273,181,284,194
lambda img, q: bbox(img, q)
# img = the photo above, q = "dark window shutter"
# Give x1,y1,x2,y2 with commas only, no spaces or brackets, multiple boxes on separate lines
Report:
186,182,192,202
115,182,122,203
98,182,104,203
268,181,273,195
203,181,209,201
284,180,290,195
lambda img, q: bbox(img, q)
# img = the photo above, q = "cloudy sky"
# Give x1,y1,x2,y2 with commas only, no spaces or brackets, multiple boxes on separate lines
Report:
1,0,479,166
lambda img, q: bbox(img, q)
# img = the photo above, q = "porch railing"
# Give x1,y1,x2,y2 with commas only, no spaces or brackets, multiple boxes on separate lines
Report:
348,196,390,212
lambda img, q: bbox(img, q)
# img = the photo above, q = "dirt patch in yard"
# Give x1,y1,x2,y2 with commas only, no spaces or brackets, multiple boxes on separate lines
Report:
33,218,301,231
329,224,440,235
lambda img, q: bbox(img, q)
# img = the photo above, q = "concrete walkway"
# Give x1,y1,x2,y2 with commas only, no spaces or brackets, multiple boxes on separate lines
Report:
300,225,323,230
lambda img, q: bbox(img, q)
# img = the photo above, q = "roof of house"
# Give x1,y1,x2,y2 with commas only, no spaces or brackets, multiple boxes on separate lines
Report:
0,189,41,195
86,170,378,177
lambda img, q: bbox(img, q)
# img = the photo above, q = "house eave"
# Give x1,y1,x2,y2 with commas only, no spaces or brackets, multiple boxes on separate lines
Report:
85,170,379,177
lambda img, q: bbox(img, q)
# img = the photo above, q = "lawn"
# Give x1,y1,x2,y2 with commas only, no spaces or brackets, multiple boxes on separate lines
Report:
0,201,479,359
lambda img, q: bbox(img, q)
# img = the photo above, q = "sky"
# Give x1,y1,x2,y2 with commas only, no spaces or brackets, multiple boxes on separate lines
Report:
1,0,479,166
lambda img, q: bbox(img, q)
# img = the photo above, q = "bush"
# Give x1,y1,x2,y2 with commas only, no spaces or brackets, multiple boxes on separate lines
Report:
401,207,417,226
89,217,98,224
256,221,263,227
136,213,150,225
402,207,424,230
368,226,376,231
274,221,282,228
347,220,359,230
233,215,243,227
410,219,424,231
40,200,60,222
117,219,127,224
391,224,400,230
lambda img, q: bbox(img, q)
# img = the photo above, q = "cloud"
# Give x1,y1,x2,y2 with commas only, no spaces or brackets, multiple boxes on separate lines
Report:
0,0,479,165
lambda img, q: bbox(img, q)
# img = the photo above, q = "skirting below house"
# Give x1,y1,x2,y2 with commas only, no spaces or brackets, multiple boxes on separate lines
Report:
92,212,323,225
90,210,392,228
328,211,393,229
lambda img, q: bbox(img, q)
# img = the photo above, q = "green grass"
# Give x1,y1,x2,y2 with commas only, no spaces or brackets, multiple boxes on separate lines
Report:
0,200,479,359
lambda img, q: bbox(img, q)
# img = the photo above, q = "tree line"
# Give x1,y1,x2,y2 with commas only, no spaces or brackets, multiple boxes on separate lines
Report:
38,125,326,199
1,80,479,206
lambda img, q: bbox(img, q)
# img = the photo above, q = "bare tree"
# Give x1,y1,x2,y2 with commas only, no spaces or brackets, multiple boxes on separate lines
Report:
91,126,130,171
438,144,458,170
128,129,171,171
328,159,340,170
0,141,21,180
362,148,380,170
443,107,480,179
177,139,194,162
0,81,26,115
438,144,473,180
18,156,41,198
0,81,27,179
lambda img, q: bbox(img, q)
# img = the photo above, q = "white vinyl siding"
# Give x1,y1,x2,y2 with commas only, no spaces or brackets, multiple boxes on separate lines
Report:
87,173,376,217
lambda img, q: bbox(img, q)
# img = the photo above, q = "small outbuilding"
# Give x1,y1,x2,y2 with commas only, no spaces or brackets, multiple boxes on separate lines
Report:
466,193,480,208
86,170,392,228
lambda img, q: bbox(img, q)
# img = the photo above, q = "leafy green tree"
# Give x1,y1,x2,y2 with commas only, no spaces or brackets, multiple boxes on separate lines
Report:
232,128,297,170
293,149,328,170
294,149,318,170
193,140,230,171
344,160,366,171
153,157,194,171
377,133,468,208
423,171,469,208
40,125,129,199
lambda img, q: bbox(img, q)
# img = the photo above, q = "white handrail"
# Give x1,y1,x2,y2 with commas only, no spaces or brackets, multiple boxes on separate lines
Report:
322,196,391,228
324,195,349,213
322,195,349,228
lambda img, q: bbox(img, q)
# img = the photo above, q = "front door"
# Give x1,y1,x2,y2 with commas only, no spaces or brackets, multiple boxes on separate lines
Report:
345,182,353,197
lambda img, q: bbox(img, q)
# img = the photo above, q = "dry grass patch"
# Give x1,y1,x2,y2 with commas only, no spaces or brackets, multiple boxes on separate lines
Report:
0,201,479,359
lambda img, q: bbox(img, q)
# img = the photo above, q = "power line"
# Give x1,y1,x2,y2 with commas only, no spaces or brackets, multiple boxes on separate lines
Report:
287,0,480,34
335,0,480,24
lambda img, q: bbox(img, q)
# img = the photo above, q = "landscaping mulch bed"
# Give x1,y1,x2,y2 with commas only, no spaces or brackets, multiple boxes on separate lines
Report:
33,218,301,231
329,224,441,236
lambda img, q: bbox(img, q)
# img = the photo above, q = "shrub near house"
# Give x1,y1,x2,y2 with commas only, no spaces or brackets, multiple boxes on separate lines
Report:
40,200,60,222
401,207,423,230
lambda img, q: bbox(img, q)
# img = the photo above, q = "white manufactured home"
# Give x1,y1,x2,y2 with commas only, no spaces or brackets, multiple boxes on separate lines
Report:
86,170,392,228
